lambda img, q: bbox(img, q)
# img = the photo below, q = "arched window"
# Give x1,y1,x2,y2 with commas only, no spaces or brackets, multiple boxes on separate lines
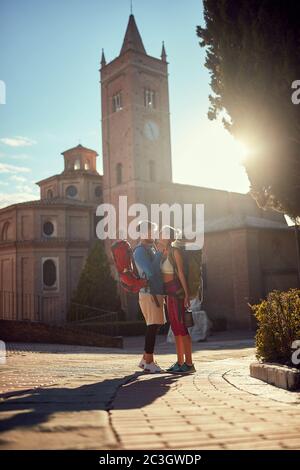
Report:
1,221,10,241
47,189,53,199
43,221,55,237
43,259,57,288
149,160,155,182
74,159,81,170
84,160,90,170
144,89,156,108
94,185,102,199
112,92,122,112
116,163,122,185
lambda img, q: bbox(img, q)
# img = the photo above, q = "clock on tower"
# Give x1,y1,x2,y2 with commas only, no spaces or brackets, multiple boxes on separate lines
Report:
144,120,160,141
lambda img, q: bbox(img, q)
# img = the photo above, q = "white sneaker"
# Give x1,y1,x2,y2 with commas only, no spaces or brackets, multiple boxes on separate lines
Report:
144,362,163,374
138,358,146,369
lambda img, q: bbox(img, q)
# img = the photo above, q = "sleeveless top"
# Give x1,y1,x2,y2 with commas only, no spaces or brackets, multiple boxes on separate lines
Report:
161,255,175,274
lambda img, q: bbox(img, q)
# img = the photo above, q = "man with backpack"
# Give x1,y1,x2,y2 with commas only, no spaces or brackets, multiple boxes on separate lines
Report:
133,220,166,373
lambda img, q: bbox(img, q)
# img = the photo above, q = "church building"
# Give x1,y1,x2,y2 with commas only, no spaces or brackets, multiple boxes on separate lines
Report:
0,15,298,329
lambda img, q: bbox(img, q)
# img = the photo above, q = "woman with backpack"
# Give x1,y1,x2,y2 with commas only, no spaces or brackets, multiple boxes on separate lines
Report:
158,226,196,374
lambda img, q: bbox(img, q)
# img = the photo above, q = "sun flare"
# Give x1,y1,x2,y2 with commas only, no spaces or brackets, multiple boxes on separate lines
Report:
172,119,251,194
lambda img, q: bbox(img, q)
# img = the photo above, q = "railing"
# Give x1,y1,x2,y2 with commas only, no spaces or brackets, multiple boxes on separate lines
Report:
0,291,65,324
68,302,119,323
0,291,120,335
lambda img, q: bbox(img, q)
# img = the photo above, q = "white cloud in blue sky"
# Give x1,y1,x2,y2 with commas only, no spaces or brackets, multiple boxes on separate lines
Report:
0,136,37,147
0,163,31,174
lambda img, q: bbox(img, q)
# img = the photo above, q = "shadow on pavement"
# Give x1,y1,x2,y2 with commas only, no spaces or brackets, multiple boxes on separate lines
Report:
110,374,181,410
0,372,181,432
0,374,134,432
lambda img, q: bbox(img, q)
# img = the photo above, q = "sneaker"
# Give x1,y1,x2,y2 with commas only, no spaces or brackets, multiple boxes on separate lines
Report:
166,362,182,373
144,361,163,374
179,363,196,374
138,358,146,369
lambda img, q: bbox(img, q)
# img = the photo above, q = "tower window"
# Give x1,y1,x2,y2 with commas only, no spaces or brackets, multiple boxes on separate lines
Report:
66,185,78,198
112,92,122,112
144,89,156,108
149,160,155,182
116,163,123,185
47,189,53,199
74,159,81,170
84,160,90,170
43,259,57,289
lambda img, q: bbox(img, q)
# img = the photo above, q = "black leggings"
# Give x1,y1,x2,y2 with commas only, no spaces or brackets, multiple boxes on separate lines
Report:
144,324,161,354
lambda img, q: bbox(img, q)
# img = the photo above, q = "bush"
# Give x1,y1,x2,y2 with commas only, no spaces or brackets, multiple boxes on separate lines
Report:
251,289,300,364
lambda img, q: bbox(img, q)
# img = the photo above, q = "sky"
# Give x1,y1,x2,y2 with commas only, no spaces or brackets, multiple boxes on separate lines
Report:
0,0,250,208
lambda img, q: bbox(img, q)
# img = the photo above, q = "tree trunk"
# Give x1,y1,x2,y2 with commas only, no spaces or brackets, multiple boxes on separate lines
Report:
294,223,300,288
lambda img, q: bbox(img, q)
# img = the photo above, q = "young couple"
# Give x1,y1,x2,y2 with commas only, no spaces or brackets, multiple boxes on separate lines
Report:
133,220,195,374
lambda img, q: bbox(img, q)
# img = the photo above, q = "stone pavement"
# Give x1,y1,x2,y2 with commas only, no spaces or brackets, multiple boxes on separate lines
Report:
0,333,300,450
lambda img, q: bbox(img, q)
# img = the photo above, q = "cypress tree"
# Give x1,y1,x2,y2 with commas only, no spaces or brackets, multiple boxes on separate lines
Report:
197,0,300,282
68,240,120,320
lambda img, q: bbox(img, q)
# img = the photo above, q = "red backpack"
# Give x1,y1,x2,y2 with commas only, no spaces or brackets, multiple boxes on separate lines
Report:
111,240,148,294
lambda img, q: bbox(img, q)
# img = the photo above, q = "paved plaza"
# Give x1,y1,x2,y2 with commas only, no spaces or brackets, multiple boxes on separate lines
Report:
0,333,300,450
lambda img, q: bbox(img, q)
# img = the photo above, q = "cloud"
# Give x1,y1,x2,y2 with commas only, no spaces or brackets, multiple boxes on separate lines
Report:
1,153,31,161
0,191,39,209
0,159,37,209
0,136,37,147
0,162,31,174
9,174,27,183
12,154,31,160
8,175,39,199
15,184,38,194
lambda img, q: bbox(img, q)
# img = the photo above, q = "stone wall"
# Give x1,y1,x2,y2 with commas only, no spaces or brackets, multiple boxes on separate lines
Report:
0,320,123,348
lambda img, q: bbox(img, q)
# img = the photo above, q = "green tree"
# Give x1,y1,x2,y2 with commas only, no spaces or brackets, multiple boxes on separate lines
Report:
68,240,120,320
197,0,300,283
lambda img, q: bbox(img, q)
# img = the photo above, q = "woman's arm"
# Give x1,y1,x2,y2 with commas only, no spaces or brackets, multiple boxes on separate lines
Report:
173,248,190,308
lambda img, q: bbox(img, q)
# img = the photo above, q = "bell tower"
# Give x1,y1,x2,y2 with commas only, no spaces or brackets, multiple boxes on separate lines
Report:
100,14,173,214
